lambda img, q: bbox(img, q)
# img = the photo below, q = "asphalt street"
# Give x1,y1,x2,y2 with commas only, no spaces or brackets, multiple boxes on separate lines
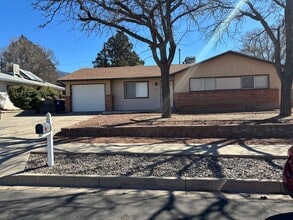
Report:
0,186,292,220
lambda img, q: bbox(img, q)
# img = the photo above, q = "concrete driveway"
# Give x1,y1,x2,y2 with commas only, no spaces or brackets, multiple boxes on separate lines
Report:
0,113,94,177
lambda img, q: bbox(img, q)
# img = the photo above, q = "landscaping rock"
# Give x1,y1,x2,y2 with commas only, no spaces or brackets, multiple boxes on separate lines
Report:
25,152,285,180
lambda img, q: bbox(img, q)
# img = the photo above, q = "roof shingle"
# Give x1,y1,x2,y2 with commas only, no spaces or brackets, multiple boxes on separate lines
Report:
58,50,276,82
58,64,191,81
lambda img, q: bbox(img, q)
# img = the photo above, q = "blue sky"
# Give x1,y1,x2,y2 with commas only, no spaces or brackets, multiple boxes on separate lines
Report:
0,0,245,73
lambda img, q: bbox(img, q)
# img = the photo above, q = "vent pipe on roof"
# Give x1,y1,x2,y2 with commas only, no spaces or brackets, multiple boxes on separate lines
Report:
6,63,20,74
183,56,196,64
1,63,20,76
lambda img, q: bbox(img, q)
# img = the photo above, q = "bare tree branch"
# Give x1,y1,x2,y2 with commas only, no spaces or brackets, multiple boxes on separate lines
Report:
33,0,210,118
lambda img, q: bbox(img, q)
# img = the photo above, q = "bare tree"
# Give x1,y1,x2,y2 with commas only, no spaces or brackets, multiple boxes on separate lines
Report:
216,0,292,116
240,28,286,63
1,35,59,83
33,0,211,118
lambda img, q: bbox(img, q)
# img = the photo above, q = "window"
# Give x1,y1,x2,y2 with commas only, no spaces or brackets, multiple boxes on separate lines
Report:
190,79,203,91
255,75,268,88
190,78,215,91
241,75,268,89
216,77,241,90
190,75,269,91
125,82,148,98
204,78,216,90
241,76,254,89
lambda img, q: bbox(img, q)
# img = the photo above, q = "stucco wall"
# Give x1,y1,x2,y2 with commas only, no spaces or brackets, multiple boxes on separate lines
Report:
112,78,161,111
174,53,280,93
65,80,111,96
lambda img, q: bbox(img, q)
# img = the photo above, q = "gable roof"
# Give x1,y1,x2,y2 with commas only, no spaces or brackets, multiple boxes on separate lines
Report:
58,64,191,81
198,50,276,66
58,50,275,82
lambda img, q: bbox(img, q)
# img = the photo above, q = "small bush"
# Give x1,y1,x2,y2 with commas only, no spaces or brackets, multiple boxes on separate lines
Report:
8,86,59,110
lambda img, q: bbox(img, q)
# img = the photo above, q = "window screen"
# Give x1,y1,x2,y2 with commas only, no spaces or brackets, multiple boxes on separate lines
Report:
125,82,148,98
204,78,216,90
255,75,268,88
125,82,136,98
216,77,241,90
241,76,254,89
136,82,148,97
190,79,203,91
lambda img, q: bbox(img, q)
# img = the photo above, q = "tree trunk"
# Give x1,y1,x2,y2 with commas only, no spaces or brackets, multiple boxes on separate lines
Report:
281,0,293,117
279,75,292,117
160,65,171,118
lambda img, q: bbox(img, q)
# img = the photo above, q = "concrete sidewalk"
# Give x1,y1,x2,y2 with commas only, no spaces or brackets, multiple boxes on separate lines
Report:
50,142,289,157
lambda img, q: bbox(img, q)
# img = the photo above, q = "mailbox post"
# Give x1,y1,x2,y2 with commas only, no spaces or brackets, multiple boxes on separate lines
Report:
35,112,54,166
46,113,54,166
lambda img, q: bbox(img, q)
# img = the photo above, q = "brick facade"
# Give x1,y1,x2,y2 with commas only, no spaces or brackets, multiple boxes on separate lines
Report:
64,96,71,112
105,95,113,111
174,89,279,113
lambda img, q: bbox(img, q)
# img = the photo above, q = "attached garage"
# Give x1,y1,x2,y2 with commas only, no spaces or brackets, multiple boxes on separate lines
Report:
71,84,105,112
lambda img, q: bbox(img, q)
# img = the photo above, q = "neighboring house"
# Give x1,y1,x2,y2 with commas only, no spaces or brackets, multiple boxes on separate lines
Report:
58,51,281,113
0,63,64,110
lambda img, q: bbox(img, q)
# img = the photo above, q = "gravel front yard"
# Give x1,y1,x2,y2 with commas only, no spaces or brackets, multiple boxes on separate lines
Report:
44,111,290,181
25,152,286,180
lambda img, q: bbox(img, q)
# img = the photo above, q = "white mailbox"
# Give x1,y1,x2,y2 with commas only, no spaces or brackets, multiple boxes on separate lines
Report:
35,123,51,135
35,112,54,167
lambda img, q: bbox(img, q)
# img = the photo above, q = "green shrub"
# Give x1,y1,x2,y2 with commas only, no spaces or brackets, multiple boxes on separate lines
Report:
8,86,59,110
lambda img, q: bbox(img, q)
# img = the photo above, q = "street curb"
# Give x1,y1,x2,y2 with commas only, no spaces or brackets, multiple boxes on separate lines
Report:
0,174,285,194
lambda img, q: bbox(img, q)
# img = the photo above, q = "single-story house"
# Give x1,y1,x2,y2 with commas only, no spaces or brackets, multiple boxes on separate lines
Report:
58,50,282,113
0,63,64,110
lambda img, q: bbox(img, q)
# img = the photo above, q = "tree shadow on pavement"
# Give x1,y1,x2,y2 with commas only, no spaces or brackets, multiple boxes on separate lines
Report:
0,136,45,176
0,188,253,220
146,191,235,220
1,185,290,219
0,136,45,165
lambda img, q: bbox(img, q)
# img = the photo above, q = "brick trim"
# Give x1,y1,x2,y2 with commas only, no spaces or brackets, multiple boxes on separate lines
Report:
64,96,71,112
174,89,279,113
106,95,113,111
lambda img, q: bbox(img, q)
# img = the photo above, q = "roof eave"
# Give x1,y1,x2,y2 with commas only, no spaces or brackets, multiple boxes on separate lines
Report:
194,50,277,66
58,75,163,82
0,74,65,91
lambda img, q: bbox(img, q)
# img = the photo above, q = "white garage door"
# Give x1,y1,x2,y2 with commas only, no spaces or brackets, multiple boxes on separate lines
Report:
72,84,105,112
